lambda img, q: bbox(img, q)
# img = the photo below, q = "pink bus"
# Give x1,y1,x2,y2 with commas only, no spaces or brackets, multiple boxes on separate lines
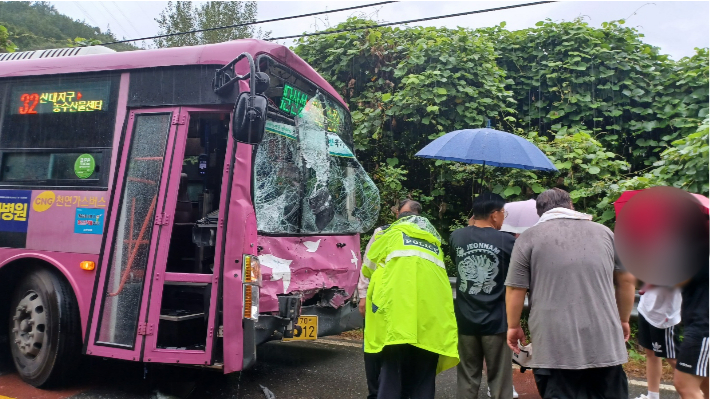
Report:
0,40,379,387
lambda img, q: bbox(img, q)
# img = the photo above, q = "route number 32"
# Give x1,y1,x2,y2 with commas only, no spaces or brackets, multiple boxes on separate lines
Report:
18,93,39,115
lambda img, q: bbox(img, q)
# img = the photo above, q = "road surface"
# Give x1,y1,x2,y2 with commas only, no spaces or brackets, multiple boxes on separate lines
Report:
0,338,677,399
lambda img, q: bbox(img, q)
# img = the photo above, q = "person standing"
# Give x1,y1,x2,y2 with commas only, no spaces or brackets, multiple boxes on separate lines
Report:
611,186,708,398
358,199,421,399
363,213,459,399
634,285,682,399
450,193,514,399
674,266,709,398
505,188,636,398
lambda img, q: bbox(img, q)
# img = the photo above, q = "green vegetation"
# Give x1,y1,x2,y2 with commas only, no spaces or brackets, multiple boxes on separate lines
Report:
0,1,135,52
293,17,709,242
155,1,268,48
0,24,18,53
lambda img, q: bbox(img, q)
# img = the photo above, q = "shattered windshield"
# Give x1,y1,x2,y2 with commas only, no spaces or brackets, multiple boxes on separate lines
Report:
254,96,379,235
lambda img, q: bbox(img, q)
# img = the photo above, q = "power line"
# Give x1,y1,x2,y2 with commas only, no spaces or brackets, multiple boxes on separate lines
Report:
98,2,131,38
99,1,397,46
265,1,556,41
73,1,100,27
111,1,143,38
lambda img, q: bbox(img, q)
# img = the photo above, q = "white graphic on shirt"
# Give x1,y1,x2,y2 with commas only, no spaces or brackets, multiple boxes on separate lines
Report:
652,342,662,352
456,247,465,258
457,246,499,295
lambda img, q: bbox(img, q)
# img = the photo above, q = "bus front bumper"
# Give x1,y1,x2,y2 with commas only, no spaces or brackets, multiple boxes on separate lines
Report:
253,300,362,346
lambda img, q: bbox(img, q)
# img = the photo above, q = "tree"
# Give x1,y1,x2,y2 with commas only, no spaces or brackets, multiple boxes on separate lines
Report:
0,1,136,51
155,1,269,48
597,117,710,224
0,25,18,52
66,37,101,48
154,1,198,48
294,17,709,243
478,19,708,170
294,18,516,235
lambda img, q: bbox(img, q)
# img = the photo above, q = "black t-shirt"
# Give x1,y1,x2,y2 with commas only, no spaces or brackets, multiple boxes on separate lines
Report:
449,226,516,336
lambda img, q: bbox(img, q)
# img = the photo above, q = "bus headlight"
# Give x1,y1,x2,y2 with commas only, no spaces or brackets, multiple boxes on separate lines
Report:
242,254,261,321
243,284,259,321
242,255,262,286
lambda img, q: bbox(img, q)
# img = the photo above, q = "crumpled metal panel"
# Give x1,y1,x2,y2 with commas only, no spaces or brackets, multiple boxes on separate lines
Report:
257,234,361,312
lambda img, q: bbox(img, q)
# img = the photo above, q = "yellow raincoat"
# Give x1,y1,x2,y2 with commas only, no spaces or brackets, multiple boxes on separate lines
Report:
362,215,459,373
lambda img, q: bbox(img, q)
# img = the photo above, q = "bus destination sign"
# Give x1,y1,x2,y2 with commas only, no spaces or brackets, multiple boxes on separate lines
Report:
279,83,308,116
10,80,111,115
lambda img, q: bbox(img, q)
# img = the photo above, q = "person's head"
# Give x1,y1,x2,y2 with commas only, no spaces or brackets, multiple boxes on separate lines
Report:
470,192,506,230
397,199,422,219
536,188,573,216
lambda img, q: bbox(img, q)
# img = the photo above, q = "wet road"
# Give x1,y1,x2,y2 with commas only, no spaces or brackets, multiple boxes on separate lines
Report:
0,338,677,399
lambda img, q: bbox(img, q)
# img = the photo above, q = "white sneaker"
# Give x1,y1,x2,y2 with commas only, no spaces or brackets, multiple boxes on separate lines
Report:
487,387,491,397
633,396,649,399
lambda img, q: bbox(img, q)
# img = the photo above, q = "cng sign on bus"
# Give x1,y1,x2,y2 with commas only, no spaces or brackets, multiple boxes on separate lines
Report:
33,191,56,212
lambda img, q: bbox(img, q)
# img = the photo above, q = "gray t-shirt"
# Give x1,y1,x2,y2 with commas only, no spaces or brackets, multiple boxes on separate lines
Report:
504,219,628,369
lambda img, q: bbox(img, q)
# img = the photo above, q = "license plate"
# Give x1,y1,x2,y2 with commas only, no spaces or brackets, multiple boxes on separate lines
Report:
283,316,318,341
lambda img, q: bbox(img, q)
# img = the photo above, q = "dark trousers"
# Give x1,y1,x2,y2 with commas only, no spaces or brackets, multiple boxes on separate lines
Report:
533,365,629,399
378,344,439,399
365,351,383,399
457,333,513,399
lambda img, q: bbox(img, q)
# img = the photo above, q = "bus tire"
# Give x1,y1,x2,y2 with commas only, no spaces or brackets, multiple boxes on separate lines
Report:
8,268,81,388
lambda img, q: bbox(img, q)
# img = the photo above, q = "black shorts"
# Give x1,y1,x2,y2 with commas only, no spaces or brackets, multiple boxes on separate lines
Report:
533,365,628,399
637,314,680,359
676,336,709,377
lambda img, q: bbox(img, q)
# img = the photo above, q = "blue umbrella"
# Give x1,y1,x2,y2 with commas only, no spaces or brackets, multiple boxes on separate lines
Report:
415,128,558,172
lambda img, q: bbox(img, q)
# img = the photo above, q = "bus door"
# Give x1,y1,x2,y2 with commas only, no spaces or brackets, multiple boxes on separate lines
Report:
86,107,191,362
88,107,229,364
86,107,229,365
139,108,230,365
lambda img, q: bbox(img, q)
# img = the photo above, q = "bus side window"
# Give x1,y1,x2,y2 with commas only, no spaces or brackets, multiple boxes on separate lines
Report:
0,76,119,188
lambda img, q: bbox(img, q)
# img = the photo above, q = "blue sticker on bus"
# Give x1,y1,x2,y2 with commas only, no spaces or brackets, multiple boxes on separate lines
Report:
0,190,31,233
75,208,104,235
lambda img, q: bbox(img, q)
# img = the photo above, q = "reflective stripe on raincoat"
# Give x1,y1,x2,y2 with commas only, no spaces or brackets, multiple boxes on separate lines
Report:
362,215,459,374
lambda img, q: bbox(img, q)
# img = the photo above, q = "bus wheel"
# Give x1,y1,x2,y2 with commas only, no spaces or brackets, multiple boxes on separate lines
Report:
8,268,80,387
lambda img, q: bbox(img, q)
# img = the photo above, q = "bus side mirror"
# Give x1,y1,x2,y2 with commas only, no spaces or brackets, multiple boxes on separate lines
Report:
232,92,267,144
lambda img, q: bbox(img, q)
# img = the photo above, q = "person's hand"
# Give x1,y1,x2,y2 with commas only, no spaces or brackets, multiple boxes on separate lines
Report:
621,321,630,342
638,283,653,295
507,326,525,354
358,298,366,318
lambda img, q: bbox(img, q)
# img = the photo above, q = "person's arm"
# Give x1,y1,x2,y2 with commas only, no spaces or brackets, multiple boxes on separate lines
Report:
359,228,381,317
357,273,370,317
611,231,637,342
614,270,636,342
504,238,531,354
506,287,528,354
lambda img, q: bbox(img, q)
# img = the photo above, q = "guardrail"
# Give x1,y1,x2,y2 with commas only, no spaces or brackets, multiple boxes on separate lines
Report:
449,277,640,321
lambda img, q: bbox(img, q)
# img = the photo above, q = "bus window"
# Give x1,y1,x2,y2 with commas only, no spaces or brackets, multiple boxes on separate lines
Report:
298,96,379,234
253,117,301,234
0,76,118,188
1,151,104,182
96,113,171,347
253,95,379,235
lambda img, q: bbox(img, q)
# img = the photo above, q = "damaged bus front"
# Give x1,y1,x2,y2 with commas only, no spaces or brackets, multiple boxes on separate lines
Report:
217,53,380,367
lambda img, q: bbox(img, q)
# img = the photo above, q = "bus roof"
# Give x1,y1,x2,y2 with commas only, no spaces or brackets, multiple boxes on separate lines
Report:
0,39,347,109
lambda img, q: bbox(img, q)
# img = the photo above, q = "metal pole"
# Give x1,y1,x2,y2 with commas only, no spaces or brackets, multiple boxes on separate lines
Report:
478,161,486,195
